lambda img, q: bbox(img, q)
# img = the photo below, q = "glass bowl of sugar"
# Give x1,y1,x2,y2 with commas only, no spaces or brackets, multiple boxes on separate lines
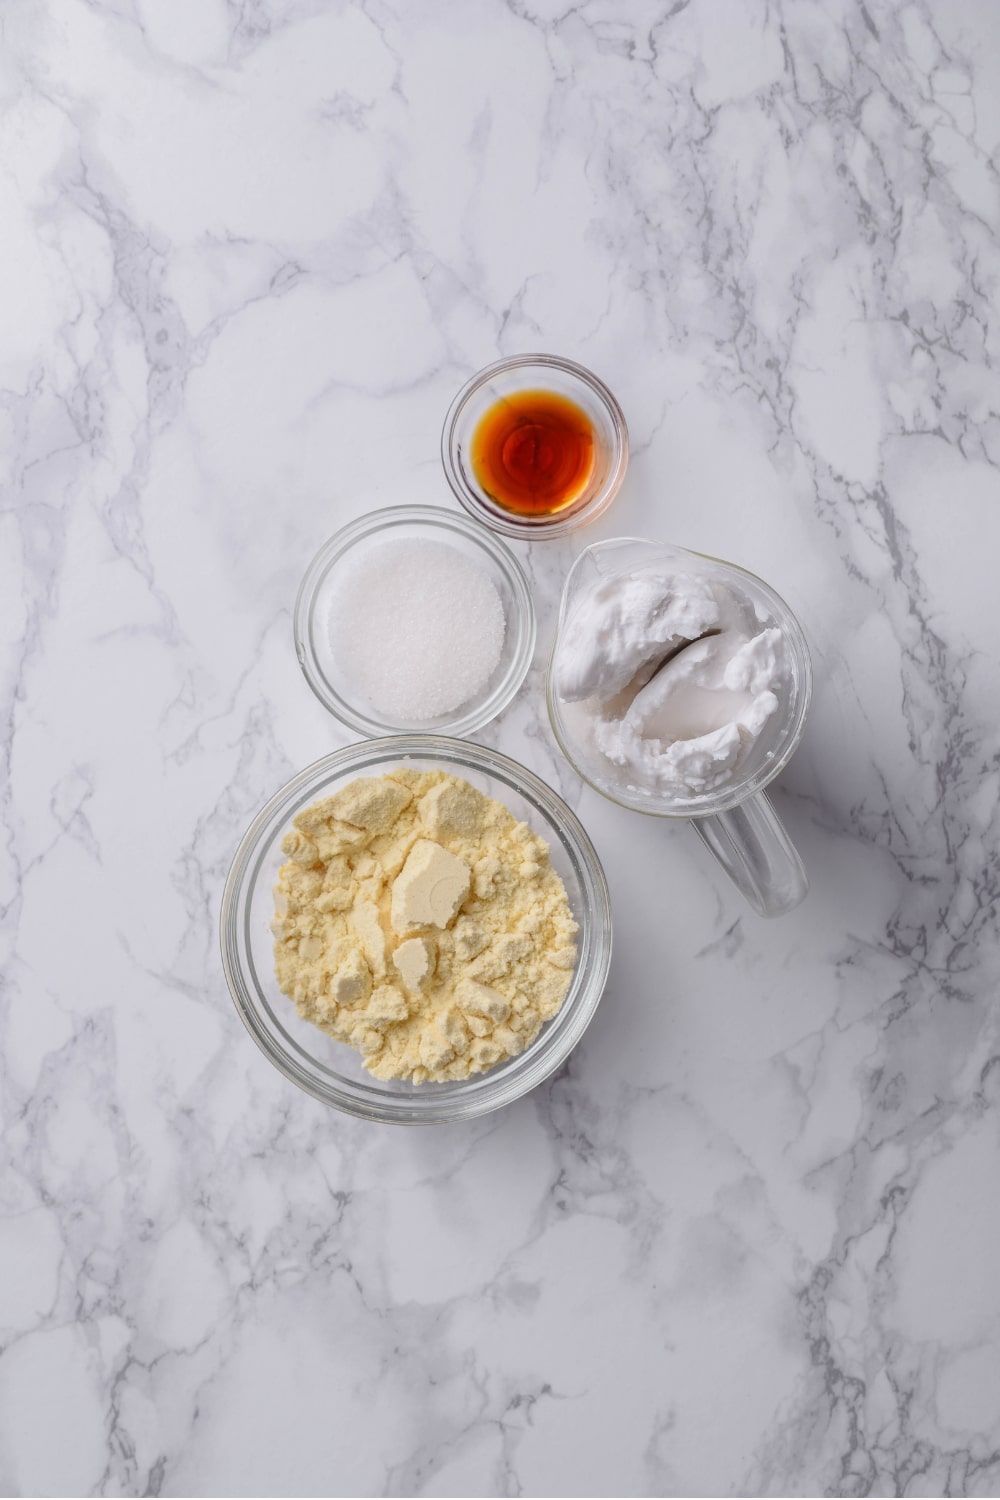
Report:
294,506,536,737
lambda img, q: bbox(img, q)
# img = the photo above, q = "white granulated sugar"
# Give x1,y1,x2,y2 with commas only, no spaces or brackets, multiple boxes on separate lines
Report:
328,537,507,721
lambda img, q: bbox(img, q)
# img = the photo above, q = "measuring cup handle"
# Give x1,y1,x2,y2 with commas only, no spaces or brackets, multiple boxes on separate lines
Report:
691,790,808,917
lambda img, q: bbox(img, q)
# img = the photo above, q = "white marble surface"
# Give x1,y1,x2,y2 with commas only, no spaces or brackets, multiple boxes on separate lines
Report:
3,0,1000,1494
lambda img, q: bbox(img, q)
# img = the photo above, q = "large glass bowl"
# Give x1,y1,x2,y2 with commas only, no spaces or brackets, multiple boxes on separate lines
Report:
220,737,613,1124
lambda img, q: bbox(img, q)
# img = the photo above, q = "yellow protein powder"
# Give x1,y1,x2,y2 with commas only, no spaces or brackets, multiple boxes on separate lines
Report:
271,770,578,1082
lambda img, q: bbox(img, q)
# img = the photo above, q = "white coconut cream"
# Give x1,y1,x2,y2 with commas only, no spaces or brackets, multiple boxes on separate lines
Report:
554,567,789,796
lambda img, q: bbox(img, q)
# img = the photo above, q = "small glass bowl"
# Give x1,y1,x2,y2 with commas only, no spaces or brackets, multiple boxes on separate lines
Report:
294,506,536,738
441,354,629,539
219,737,613,1124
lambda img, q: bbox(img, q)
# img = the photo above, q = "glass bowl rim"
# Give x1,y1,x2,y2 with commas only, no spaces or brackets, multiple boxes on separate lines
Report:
219,735,614,1124
440,352,629,540
293,505,537,737
545,538,814,818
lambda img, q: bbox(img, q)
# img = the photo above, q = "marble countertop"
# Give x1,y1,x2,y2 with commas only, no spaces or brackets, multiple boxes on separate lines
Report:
4,1,1000,1495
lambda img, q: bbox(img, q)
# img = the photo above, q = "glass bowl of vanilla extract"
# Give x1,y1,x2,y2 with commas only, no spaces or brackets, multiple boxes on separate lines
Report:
441,354,629,540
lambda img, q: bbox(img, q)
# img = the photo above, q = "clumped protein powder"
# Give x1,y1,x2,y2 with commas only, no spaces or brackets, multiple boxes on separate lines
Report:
271,771,578,1082
326,538,506,720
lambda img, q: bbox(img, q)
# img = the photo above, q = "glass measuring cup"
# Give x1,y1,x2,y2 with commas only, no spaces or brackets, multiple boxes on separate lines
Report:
546,538,813,917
